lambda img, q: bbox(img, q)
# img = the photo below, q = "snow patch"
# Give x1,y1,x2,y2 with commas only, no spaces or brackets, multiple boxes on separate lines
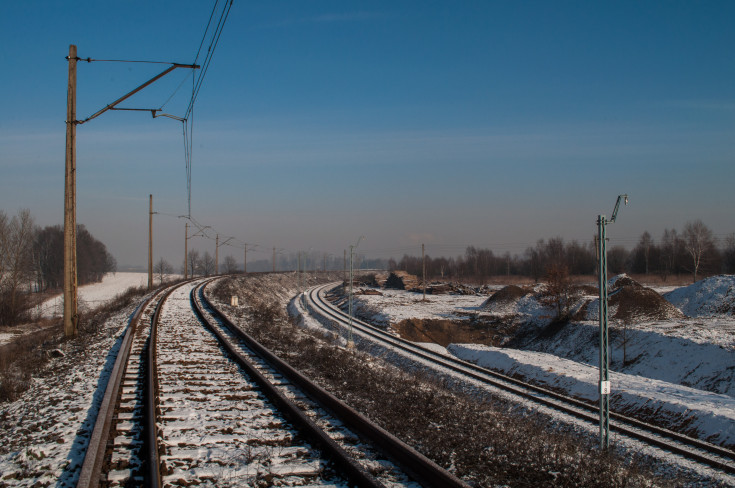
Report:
665,275,735,317
448,343,735,447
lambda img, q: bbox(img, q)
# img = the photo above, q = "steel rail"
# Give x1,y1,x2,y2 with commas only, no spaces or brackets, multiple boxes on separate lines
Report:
306,282,735,474
76,285,168,488
145,280,199,488
189,282,386,488
194,280,470,488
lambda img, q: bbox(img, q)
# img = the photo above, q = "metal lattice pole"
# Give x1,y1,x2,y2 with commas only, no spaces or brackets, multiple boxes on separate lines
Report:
597,214,610,449
348,245,354,347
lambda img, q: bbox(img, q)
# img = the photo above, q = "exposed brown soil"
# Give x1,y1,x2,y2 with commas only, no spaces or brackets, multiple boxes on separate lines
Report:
609,275,686,322
392,318,504,347
610,285,685,321
480,285,531,310
384,271,420,290
355,288,383,296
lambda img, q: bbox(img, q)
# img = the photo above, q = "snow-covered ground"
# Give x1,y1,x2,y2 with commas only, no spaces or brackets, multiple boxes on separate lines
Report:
344,275,735,449
351,288,490,326
448,343,735,447
0,305,138,486
0,273,180,348
37,272,179,319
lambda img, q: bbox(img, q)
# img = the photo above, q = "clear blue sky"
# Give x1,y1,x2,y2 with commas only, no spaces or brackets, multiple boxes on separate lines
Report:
1,1,733,268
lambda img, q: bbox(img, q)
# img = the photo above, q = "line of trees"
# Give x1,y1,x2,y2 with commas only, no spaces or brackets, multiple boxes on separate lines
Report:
1,209,116,326
390,220,734,284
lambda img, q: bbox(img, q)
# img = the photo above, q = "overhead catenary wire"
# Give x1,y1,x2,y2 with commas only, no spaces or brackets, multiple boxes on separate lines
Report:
178,0,234,218
185,0,234,120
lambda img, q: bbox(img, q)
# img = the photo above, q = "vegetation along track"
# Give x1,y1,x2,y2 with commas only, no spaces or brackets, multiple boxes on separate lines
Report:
77,277,468,487
305,282,735,476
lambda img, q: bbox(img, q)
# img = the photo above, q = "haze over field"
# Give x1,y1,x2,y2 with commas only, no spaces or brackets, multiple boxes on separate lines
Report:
1,1,733,268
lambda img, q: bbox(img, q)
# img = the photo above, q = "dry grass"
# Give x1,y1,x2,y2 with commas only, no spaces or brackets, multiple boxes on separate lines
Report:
0,283,151,403
210,276,703,488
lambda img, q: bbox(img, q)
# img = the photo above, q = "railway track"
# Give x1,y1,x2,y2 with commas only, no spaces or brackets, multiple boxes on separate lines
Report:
77,278,469,487
304,282,735,477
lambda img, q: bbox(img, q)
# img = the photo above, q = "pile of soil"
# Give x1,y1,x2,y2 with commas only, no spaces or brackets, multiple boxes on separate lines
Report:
480,285,531,311
609,275,685,322
425,283,452,295
384,271,421,290
392,318,503,347
356,288,383,296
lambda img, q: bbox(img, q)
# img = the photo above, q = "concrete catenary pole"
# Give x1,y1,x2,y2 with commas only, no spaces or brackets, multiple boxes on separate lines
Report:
184,223,188,279
148,194,153,290
272,246,276,272
215,234,219,274
63,44,78,337
243,244,247,274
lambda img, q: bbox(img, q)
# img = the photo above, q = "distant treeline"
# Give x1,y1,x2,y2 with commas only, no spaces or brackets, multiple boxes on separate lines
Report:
1,209,116,325
389,220,735,284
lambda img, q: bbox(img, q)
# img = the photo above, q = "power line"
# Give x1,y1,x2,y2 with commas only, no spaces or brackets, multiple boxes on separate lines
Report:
185,0,233,119
178,0,234,218
194,0,221,65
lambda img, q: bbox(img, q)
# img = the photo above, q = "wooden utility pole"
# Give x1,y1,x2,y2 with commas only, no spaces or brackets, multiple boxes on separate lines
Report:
148,194,153,289
61,46,199,333
184,223,188,279
215,234,219,274
422,243,426,301
272,246,276,272
63,44,78,337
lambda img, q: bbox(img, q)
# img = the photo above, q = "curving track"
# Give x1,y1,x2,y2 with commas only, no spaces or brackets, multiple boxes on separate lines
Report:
77,278,468,488
304,282,735,477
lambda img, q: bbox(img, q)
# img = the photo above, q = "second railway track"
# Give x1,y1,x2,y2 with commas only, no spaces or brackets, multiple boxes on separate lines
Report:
302,282,735,478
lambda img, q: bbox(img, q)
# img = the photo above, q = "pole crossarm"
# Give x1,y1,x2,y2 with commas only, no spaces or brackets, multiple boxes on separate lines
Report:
76,63,199,125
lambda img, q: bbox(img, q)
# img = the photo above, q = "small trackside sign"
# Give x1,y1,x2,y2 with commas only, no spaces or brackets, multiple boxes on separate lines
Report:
600,381,611,395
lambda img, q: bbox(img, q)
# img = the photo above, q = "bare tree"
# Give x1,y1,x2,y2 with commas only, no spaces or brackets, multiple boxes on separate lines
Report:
682,220,716,283
540,263,579,321
1,209,35,325
222,255,238,274
154,257,174,284
724,233,735,274
638,231,653,275
187,250,200,277
201,251,215,276
0,210,8,278
659,228,678,281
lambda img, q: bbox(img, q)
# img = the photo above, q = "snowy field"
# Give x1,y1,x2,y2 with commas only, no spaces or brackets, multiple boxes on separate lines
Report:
353,288,491,325
37,272,179,318
0,273,179,348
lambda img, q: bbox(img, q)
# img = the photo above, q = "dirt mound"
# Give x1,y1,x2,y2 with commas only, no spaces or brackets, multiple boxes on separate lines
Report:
356,288,383,296
609,276,685,322
393,318,504,347
609,274,640,290
385,271,420,290
481,285,530,311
